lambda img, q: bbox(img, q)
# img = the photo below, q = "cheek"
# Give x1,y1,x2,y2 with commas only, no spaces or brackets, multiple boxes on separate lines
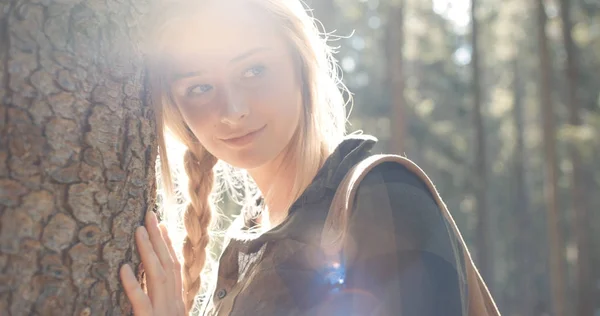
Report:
177,104,217,142
253,74,303,120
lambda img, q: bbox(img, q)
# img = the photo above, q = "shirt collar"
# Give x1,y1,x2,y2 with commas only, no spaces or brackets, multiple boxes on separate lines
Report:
295,134,377,206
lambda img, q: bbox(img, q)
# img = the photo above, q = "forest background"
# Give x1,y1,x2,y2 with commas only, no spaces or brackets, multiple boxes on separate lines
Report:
303,0,600,315
0,0,598,315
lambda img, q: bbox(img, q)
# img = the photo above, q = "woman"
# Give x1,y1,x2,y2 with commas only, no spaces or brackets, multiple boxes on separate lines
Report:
120,0,475,315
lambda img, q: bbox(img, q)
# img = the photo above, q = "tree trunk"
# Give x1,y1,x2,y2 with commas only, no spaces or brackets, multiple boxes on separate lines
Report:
559,1,592,314
536,0,567,315
0,0,156,315
386,1,406,155
471,0,493,288
512,56,534,316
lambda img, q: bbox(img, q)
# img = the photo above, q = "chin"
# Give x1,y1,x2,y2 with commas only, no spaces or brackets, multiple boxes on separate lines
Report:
224,153,270,170
217,143,282,171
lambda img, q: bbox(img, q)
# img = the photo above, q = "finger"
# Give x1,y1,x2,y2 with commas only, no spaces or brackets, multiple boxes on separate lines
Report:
120,264,153,315
135,226,168,307
159,223,184,310
145,212,178,305
159,223,179,269
145,212,175,271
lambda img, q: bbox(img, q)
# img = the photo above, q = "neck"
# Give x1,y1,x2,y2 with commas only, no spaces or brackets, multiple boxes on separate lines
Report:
248,145,298,229
248,134,335,230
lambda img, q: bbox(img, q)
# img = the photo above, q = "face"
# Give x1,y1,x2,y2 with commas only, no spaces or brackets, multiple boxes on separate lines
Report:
162,1,304,170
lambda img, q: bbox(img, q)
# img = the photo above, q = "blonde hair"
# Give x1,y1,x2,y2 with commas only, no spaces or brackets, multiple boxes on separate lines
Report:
145,0,350,313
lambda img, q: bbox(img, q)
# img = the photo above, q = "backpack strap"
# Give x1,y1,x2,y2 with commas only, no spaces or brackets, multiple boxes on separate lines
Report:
320,154,500,316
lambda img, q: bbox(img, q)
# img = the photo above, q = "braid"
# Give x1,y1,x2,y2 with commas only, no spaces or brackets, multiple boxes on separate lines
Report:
181,146,218,313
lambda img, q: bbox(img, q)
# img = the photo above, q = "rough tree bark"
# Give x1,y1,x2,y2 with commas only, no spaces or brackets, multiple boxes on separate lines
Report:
0,0,156,315
536,0,567,315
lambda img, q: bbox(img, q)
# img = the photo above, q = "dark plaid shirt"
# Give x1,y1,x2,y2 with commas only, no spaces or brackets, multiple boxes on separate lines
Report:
202,135,464,316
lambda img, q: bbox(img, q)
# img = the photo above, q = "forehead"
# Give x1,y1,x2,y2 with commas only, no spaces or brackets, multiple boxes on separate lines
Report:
160,1,288,66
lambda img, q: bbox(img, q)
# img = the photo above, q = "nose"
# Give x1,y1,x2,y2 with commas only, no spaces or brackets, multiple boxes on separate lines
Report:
220,88,249,125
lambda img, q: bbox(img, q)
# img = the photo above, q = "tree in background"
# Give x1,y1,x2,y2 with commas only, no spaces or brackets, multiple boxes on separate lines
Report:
470,0,493,287
559,0,593,314
510,54,535,315
319,0,599,314
385,0,407,155
536,0,566,314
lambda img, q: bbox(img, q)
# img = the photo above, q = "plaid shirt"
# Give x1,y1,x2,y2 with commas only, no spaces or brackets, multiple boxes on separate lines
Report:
202,135,466,316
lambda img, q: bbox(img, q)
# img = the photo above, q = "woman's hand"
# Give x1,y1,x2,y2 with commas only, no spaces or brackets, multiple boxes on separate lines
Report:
120,211,186,315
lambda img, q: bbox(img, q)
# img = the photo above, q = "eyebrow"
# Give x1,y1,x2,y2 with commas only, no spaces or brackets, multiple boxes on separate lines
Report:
230,46,270,63
170,47,270,82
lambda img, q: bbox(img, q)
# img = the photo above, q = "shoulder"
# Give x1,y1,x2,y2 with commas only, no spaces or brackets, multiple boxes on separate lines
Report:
357,159,434,197
349,157,450,253
352,158,438,218
342,158,465,316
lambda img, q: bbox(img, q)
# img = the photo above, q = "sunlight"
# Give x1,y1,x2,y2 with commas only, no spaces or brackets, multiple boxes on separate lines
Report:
432,0,471,29
342,56,357,72
453,46,472,65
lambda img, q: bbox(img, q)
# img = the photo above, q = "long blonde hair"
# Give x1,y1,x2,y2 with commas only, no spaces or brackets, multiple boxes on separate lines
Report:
145,0,350,313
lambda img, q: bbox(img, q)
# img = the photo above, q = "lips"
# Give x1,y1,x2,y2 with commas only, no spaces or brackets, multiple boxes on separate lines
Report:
223,126,263,140
220,125,266,147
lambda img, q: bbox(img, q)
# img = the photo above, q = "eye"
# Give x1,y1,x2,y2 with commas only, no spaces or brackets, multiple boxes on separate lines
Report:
242,65,266,79
186,84,213,97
